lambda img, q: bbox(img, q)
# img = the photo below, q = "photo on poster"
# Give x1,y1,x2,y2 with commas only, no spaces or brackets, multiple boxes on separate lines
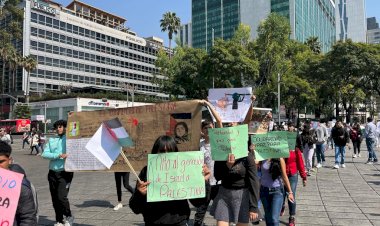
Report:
69,121,79,137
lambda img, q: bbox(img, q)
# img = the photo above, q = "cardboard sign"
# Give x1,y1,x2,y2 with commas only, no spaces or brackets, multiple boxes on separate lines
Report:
248,109,272,134
287,132,297,150
65,100,203,172
251,131,290,161
209,124,249,161
147,151,205,202
0,168,24,226
208,87,252,122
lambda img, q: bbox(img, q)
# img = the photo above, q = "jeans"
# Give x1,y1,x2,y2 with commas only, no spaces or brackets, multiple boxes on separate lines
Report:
22,139,29,149
260,186,284,226
334,146,346,164
48,170,74,223
315,144,326,163
303,145,314,171
352,140,361,155
283,174,298,216
366,138,378,161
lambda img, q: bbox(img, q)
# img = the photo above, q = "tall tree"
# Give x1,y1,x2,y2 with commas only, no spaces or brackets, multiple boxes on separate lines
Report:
305,36,322,54
22,55,38,103
160,12,181,53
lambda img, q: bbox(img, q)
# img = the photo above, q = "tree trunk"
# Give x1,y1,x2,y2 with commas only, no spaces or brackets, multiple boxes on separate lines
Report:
335,99,339,120
169,39,172,59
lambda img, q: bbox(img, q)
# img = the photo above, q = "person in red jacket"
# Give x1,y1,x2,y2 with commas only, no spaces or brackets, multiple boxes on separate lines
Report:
280,122,307,226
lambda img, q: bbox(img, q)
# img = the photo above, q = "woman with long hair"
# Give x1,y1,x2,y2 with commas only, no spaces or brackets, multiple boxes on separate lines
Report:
350,123,362,158
300,124,316,176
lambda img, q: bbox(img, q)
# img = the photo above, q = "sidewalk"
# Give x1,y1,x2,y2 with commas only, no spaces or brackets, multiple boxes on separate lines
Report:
10,140,380,225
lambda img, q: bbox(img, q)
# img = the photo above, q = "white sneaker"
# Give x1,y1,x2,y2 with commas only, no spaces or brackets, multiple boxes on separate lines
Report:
333,164,339,169
113,203,123,211
64,216,74,226
316,163,322,168
54,223,64,226
353,154,357,158
341,164,346,168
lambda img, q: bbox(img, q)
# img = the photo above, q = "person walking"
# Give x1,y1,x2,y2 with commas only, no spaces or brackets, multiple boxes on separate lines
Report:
41,120,75,226
365,117,378,164
300,124,316,176
350,123,362,158
30,132,41,155
280,122,307,226
113,172,134,211
22,131,31,149
315,120,328,168
0,128,11,145
331,121,349,169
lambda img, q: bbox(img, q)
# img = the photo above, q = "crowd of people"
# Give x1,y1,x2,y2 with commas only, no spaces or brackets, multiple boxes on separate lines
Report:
2,97,380,226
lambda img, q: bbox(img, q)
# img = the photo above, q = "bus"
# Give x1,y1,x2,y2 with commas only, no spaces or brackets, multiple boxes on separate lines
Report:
0,119,31,134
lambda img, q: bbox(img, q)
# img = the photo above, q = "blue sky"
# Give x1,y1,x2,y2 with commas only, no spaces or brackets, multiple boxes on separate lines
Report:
57,0,379,46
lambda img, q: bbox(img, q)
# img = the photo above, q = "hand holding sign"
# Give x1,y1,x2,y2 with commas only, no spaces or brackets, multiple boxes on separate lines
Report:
0,168,24,226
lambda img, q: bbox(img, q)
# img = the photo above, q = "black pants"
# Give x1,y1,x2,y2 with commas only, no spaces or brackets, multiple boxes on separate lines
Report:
114,172,134,202
48,170,74,223
194,184,220,226
352,140,361,154
30,145,40,154
22,139,29,149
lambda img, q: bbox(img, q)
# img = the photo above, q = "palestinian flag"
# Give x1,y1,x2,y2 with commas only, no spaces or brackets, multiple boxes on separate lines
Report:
104,118,134,147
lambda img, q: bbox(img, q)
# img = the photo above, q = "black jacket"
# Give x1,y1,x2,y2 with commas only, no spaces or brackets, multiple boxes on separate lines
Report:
331,127,349,147
9,164,37,226
129,166,206,226
214,152,259,213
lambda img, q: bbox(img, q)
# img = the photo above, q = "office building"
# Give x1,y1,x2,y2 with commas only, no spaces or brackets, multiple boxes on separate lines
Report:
367,17,380,44
336,0,367,42
367,17,379,30
1,0,168,118
179,22,192,47
192,0,335,52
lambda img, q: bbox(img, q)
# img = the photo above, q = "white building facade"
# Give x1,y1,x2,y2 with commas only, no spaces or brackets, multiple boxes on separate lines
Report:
336,0,367,42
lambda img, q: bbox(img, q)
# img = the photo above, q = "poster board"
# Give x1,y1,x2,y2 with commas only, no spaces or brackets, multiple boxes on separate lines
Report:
287,132,297,150
65,100,203,172
0,168,24,226
251,131,290,161
147,151,205,202
248,108,272,134
208,87,252,123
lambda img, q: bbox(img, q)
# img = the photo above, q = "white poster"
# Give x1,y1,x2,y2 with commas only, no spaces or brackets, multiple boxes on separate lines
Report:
208,87,252,123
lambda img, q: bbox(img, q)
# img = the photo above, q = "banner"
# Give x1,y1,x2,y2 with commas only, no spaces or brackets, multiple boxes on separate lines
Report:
147,151,205,202
65,100,203,171
287,132,297,150
251,131,290,161
209,124,248,161
208,87,252,122
0,168,24,226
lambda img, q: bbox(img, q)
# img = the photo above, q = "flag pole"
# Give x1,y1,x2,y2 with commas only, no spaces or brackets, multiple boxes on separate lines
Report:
119,150,142,183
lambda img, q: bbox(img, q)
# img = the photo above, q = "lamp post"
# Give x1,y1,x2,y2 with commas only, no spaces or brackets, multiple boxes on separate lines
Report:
277,73,281,125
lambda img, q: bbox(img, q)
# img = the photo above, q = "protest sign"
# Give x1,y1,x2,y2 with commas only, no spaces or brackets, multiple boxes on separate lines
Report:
251,131,290,161
208,87,252,122
0,168,24,226
287,132,297,150
248,108,272,134
209,124,248,161
147,151,205,202
65,100,203,172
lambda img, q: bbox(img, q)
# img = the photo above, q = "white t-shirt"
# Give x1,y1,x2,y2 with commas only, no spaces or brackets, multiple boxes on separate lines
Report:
200,140,217,186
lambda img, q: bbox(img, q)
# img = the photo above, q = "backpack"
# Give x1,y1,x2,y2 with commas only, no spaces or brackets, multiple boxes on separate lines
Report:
22,178,39,222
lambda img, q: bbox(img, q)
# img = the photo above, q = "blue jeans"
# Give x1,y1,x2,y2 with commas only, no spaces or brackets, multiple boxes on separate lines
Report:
260,186,284,226
366,138,378,161
283,174,298,216
334,146,346,164
315,144,326,163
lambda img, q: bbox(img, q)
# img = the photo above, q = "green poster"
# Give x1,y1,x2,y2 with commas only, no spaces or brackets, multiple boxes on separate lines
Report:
209,124,248,161
287,132,297,150
251,131,290,161
147,151,205,202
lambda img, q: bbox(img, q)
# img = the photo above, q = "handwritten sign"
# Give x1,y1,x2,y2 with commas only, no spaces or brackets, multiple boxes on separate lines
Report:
209,124,248,161
287,132,297,150
147,151,205,202
251,131,290,161
0,168,24,226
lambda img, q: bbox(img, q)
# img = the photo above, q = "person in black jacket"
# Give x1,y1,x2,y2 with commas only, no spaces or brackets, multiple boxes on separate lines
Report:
331,121,349,169
0,141,37,226
129,135,210,226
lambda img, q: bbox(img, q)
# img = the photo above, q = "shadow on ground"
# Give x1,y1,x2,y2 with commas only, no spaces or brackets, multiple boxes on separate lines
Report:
75,200,113,208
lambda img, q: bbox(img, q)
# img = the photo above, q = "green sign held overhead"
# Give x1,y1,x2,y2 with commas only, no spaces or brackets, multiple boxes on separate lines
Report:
147,151,205,202
209,124,248,161
287,132,297,150
251,131,290,161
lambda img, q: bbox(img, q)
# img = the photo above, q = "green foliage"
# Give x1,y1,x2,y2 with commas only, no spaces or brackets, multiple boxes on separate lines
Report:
13,105,31,119
160,12,181,50
305,36,322,54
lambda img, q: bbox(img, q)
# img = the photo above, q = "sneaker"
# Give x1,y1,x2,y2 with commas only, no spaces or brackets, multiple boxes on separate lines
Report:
307,171,312,176
54,223,64,226
366,161,373,165
64,216,74,226
341,164,346,168
280,205,285,216
353,154,357,158
333,164,339,169
113,203,123,211
374,159,378,163
289,216,295,226
316,163,322,168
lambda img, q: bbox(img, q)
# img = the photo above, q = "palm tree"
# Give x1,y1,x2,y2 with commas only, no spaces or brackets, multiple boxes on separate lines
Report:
305,36,322,54
0,43,13,93
8,46,18,92
22,55,37,103
160,12,181,55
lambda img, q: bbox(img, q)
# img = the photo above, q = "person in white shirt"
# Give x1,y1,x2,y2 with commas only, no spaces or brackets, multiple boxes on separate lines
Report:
376,120,380,148
0,128,11,145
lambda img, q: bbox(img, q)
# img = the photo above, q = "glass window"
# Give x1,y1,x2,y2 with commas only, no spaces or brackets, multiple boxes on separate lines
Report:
67,24,72,32
46,31,52,40
46,17,52,26
79,27,84,35
67,37,72,45
53,19,59,29
73,25,79,34
38,14,45,24
31,27,38,36
38,42,45,51
60,34,66,43
60,21,66,31
53,33,59,42
53,46,59,54
31,12,37,23
38,29,45,38
45,44,52,53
